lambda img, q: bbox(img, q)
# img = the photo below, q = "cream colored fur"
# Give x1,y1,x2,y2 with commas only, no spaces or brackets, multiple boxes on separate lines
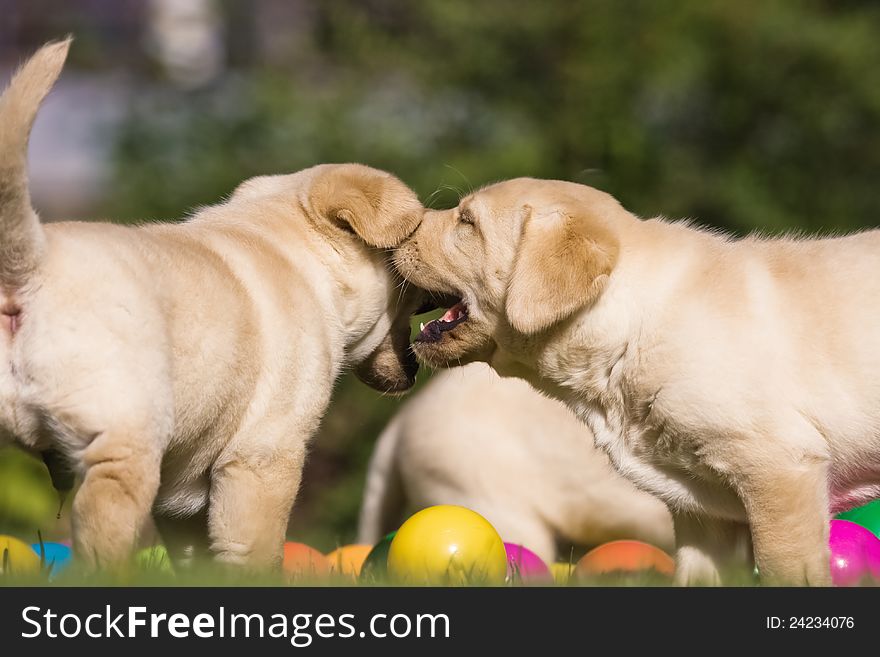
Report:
395,177,880,585
357,363,673,562
0,41,426,571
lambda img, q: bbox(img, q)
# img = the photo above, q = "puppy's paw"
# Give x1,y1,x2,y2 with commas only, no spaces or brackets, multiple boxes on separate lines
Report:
674,546,724,586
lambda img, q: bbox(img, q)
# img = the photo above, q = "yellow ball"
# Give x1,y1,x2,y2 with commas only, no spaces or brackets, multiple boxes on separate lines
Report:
387,505,507,585
0,535,41,575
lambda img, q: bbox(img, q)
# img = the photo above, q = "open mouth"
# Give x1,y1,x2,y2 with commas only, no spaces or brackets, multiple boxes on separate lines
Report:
415,299,469,344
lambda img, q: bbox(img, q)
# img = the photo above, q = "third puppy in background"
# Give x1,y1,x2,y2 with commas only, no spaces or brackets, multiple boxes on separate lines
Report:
358,363,674,562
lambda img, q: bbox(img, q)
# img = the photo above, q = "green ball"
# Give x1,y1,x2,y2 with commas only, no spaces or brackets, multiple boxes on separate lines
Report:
135,545,173,573
359,531,396,581
835,499,880,539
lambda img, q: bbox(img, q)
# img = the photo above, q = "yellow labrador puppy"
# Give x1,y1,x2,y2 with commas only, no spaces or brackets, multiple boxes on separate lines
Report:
358,363,674,561
0,41,428,570
395,177,880,585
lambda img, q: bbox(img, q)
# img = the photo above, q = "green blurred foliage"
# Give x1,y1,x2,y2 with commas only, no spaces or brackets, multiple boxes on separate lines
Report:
0,448,62,539
4,0,880,550
107,0,880,234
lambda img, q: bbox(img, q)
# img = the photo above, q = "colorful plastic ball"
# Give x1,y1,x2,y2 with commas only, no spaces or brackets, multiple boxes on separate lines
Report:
359,531,396,581
576,540,675,579
550,562,575,585
504,543,551,583
836,499,880,540
283,542,328,578
0,535,41,575
387,505,507,585
135,545,173,573
31,542,72,577
829,519,880,587
326,544,372,577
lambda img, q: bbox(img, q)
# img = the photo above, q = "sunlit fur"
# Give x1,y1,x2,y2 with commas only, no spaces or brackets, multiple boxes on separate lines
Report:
0,41,425,571
396,176,880,586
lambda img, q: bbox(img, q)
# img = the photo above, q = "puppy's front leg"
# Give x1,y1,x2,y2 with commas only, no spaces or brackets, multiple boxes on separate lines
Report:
672,512,753,586
208,438,307,570
72,429,162,570
736,457,831,586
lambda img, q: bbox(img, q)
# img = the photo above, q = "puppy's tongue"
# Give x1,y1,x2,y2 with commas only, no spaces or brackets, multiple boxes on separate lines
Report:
440,302,467,323
415,300,469,344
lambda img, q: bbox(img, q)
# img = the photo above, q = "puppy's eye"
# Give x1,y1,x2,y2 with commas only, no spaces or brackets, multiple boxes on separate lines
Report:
458,210,475,226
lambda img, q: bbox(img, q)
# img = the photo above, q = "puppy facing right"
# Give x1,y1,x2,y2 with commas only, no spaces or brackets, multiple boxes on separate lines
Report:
395,177,880,585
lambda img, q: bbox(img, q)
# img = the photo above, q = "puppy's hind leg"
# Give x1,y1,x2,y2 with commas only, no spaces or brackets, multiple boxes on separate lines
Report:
207,425,308,571
72,425,163,570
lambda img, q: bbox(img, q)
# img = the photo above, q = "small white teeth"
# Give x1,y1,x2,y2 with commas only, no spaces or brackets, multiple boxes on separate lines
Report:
420,322,425,332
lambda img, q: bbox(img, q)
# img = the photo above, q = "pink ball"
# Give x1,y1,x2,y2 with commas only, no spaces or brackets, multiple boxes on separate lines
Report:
503,542,551,584
829,519,880,586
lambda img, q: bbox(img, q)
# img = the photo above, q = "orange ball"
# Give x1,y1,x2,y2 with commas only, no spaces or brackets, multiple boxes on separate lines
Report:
326,544,372,577
576,540,675,578
283,542,328,578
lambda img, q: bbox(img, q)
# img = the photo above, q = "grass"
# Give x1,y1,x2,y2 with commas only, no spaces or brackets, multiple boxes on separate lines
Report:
0,529,777,588
1,545,761,587
1,570,762,587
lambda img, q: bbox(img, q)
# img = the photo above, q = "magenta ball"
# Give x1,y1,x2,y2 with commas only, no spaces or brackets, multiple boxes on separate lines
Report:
504,543,551,583
829,519,880,586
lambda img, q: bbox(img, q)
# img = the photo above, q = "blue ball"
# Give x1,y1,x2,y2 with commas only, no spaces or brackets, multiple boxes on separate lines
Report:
31,542,72,578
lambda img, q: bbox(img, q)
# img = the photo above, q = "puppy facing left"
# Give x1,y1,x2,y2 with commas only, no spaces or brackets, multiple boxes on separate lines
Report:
0,40,427,571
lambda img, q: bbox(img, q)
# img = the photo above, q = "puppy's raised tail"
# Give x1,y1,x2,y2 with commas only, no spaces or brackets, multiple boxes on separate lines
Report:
357,416,406,545
0,38,70,287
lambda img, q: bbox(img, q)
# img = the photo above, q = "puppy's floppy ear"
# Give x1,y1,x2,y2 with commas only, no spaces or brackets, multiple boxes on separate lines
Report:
505,205,618,334
309,164,422,247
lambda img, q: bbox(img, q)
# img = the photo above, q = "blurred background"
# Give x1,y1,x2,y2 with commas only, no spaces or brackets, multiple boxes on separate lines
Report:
2,0,880,550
